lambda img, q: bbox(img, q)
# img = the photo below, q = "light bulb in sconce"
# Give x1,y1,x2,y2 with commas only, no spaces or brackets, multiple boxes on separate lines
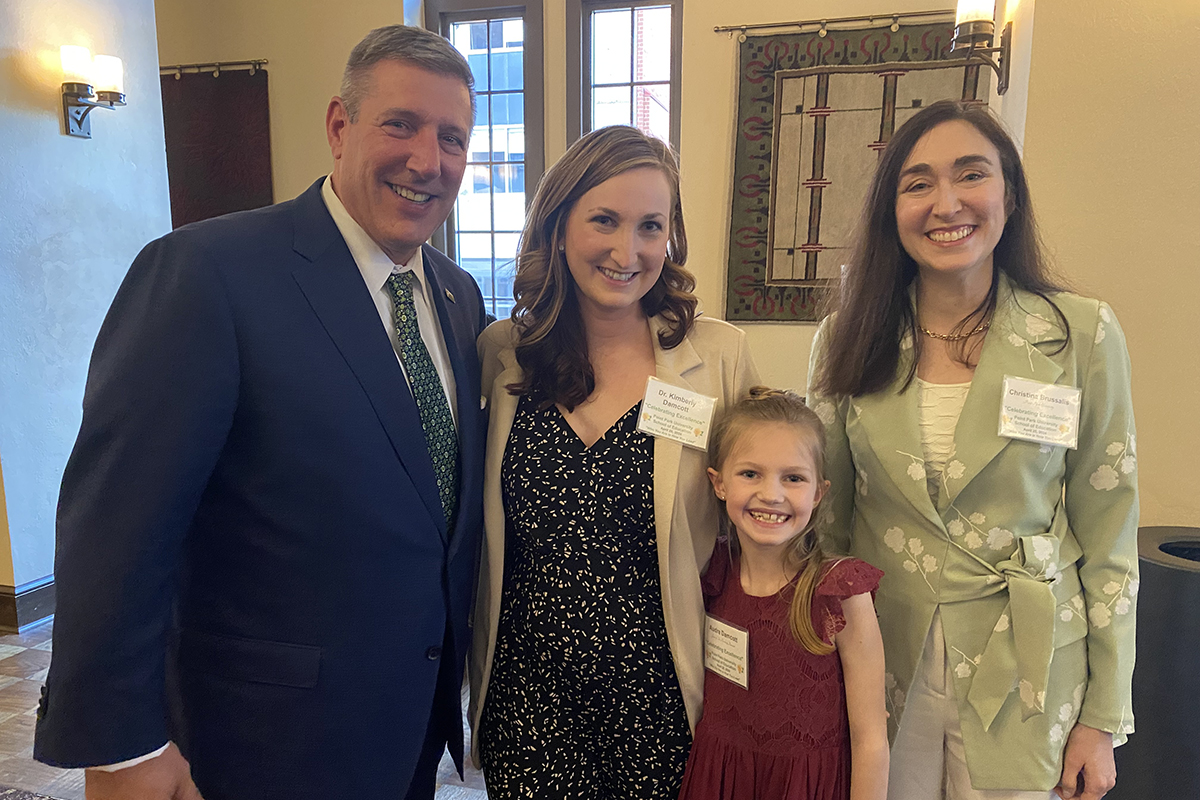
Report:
93,55,124,96
950,0,1011,95
60,45,93,87
60,46,127,138
955,0,996,26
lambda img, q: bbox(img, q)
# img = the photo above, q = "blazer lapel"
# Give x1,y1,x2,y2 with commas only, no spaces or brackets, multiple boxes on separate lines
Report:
650,318,702,569
942,279,1065,508
290,185,446,537
851,338,945,530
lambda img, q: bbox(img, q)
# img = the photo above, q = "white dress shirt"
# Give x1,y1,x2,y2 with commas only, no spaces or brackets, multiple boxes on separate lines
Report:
321,175,459,427
97,177,460,772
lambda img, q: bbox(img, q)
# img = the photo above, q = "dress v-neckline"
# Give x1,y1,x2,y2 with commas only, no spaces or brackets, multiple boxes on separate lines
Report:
553,401,642,451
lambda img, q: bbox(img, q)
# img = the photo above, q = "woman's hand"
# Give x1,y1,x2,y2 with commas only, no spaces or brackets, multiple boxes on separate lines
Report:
1055,723,1116,800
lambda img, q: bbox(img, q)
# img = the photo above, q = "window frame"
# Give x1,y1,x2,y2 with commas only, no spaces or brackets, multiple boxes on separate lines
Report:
424,0,544,266
566,0,683,150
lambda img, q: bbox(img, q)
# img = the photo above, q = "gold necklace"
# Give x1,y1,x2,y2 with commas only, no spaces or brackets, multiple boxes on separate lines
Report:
917,318,991,341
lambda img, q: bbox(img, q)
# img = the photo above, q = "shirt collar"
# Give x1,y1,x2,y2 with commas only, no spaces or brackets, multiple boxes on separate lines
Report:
321,175,427,293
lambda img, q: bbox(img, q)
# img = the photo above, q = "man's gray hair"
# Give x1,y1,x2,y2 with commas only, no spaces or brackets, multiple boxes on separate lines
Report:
340,25,476,122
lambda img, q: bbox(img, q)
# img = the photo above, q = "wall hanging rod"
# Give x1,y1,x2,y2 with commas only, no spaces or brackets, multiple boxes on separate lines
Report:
160,59,268,77
714,10,953,36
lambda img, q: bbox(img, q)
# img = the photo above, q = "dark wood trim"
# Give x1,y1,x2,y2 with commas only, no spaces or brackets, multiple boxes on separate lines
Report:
0,578,55,633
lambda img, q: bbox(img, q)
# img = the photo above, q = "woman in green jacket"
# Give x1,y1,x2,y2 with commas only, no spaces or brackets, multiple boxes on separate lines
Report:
807,100,1137,800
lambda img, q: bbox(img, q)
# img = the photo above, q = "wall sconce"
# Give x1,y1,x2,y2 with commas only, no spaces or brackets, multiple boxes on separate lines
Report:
61,46,127,139
950,0,1012,94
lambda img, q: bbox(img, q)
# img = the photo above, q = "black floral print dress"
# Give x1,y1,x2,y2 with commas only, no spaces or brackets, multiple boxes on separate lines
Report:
479,391,692,799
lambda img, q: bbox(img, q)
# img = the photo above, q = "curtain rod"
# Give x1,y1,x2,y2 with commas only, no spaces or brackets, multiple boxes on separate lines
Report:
713,10,954,37
160,59,268,77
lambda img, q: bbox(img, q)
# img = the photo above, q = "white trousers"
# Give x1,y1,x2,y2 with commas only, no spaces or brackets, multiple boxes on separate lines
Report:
887,611,1055,800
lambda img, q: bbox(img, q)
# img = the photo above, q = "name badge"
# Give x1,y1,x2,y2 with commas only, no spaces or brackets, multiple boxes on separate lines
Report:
637,377,717,450
704,614,750,689
998,375,1082,449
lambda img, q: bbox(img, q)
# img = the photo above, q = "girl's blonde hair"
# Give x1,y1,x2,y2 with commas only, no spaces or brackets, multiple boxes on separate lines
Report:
708,387,834,655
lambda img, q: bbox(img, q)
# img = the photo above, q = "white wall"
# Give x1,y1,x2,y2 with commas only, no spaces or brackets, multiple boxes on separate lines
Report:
0,0,172,586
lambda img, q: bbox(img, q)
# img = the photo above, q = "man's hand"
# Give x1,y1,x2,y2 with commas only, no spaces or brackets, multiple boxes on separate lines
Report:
1056,723,1116,800
86,742,204,800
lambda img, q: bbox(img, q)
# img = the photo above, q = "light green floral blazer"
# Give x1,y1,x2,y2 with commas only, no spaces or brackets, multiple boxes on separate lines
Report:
806,278,1138,791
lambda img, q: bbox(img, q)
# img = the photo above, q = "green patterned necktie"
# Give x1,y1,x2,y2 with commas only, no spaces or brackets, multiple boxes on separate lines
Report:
385,270,459,527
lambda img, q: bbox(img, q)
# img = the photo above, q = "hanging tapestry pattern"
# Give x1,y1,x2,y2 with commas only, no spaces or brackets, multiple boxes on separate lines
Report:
724,22,988,322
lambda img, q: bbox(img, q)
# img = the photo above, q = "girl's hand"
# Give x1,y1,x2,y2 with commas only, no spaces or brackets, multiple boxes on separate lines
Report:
1055,723,1116,800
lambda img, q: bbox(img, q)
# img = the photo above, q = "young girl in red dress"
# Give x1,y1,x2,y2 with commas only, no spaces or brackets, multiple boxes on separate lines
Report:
678,388,889,800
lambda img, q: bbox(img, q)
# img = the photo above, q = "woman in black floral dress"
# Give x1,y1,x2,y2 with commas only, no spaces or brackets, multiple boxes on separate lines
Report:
469,126,759,798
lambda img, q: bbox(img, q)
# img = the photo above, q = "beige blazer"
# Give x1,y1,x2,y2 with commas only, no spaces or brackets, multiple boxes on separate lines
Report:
468,315,760,764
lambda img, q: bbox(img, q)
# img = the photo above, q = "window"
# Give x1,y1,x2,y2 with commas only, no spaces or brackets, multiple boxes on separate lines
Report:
568,0,682,149
427,0,544,320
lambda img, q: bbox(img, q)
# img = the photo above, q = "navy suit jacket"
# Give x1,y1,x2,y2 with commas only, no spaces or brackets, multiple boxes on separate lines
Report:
34,179,489,800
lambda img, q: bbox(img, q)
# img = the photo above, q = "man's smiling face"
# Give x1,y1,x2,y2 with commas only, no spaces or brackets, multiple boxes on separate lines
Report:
327,59,473,265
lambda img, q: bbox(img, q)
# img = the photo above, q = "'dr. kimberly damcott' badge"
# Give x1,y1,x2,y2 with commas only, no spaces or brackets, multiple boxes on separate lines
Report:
637,377,717,450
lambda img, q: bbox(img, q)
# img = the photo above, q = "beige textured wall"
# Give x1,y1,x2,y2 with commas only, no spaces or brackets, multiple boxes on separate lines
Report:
1020,0,1200,526
155,0,420,203
152,0,1199,527
0,0,172,586
672,1,948,390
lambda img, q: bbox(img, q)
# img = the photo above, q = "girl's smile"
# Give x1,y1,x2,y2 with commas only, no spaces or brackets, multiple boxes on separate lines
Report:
708,422,828,559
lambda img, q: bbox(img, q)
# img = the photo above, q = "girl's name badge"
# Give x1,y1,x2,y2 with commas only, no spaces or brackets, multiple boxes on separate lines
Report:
704,614,749,690
998,375,1082,449
637,377,717,450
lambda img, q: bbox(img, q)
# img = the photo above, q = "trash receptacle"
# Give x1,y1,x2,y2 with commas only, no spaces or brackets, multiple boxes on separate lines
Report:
1108,526,1200,799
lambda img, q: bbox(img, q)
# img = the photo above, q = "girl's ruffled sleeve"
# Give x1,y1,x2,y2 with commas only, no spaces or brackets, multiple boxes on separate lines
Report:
814,558,884,642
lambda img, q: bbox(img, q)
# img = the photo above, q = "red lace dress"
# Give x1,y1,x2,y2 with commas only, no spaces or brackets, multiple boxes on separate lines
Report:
677,544,883,800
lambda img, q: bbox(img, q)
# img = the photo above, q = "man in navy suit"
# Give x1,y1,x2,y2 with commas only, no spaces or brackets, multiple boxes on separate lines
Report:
34,25,488,800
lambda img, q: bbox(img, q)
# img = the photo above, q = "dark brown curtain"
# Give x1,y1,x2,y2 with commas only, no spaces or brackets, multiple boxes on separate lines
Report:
160,69,273,228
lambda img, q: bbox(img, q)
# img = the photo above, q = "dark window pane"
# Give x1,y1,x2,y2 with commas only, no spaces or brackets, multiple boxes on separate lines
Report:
468,94,491,160
512,164,525,193
472,165,491,192
467,53,487,89
492,164,509,194
469,22,487,51
493,93,524,126
489,20,504,49
491,51,523,91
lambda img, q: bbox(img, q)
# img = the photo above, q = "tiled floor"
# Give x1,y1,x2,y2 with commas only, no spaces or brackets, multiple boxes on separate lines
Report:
0,620,486,799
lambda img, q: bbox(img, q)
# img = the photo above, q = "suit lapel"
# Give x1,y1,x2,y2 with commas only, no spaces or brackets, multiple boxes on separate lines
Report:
851,336,945,530
943,280,1065,507
423,245,485,556
290,184,445,537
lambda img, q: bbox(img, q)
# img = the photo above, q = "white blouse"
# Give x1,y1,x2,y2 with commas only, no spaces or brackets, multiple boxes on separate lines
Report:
916,377,972,502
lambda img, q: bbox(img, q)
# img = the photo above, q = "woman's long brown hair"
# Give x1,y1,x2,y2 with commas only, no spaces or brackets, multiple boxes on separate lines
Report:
813,100,1070,399
506,126,698,408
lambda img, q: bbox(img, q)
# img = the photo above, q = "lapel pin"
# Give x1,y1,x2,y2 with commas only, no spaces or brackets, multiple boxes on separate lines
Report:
445,288,455,303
